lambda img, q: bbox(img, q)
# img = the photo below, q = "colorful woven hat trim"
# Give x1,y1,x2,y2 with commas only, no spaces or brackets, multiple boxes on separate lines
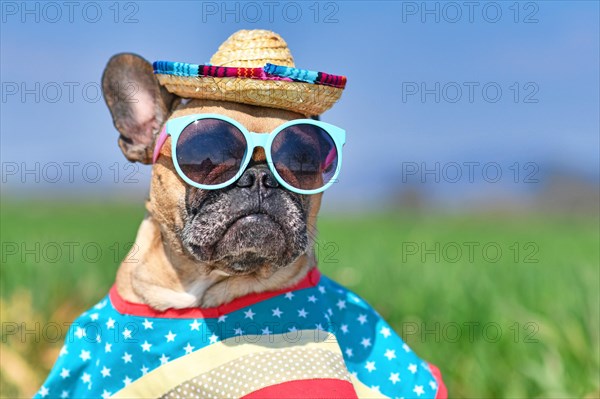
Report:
153,61,347,89
263,63,346,89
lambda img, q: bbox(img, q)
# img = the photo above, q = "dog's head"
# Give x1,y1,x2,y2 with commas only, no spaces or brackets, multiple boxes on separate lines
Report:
102,53,322,279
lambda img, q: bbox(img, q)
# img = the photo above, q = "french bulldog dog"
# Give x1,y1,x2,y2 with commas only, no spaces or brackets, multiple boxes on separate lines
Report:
104,54,319,311
36,30,445,399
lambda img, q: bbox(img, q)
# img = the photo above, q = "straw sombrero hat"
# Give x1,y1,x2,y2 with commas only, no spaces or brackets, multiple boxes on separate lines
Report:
153,29,347,116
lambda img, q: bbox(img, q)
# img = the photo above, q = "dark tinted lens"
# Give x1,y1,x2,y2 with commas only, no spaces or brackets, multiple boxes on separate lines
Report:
176,118,246,186
271,124,338,191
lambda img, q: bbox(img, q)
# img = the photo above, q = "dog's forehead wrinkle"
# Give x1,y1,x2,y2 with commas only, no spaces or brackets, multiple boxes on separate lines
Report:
171,100,303,132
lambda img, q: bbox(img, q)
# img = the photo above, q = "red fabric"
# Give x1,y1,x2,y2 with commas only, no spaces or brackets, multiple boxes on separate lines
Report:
241,378,358,399
429,363,448,399
109,268,321,319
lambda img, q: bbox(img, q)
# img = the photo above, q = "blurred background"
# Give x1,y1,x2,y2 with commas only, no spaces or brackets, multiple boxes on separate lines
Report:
1,1,598,397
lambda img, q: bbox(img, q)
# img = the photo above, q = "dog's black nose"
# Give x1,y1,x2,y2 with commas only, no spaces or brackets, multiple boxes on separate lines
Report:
236,164,279,190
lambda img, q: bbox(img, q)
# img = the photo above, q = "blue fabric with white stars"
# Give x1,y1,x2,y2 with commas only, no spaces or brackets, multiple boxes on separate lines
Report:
35,275,440,398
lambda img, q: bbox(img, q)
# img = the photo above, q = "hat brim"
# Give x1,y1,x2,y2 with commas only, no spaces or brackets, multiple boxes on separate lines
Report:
153,61,346,115
156,74,342,116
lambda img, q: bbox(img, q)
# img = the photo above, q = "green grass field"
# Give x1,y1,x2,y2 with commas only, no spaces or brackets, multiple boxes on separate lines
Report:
1,200,598,398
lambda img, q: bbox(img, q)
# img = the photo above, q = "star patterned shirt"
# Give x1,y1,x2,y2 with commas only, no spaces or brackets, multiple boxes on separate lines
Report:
35,269,446,399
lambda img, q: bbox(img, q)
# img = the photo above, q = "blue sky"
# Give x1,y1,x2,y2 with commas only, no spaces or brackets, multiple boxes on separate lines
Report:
1,1,598,209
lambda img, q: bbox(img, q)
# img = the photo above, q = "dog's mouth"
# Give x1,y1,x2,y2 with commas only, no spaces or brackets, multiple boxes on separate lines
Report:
221,211,292,272
182,191,308,275
227,213,275,230
198,211,290,275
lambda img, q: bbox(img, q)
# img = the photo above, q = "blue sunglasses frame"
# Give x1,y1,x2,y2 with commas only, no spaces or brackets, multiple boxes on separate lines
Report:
153,114,346,195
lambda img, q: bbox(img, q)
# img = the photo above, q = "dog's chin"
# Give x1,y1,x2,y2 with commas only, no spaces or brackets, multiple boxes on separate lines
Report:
186,214,297,276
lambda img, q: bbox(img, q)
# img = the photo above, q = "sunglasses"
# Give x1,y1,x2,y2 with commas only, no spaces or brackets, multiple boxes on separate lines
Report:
153,114,346,195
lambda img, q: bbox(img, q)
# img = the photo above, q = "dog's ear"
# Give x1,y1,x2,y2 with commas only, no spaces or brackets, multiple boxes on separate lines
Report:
102,53,177,164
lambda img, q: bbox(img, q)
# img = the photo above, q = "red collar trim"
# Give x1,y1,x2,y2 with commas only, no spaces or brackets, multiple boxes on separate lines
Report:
109,268,321,319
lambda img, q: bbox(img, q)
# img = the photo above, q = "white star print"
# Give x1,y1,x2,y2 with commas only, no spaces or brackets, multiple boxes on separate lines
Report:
81,372,91,384
123,376,132,386
365,361,376,372
380,326,391,338
142,319,153,330
284,292,294,300
389,372,400,384
59,368,70,379
159,354,169,364
360,337,371,348
79,349,91,362
60,390,69,399
89,313,99,321
318,285,326,293
106,318,115,329
315,323,324,330
189,319,201,330
104,343,112,353
74,327,86,339
402,343,411,352
345,348,353,357
209,333,219,344
298,308,308,318
384,349,396,360
288,326,298,332
184,343,195,354
307,295,317,303
261,326,272,335
101,389,111,399
218,315,228,323
140,365,149,375
122,328,132,339
39,386,49,398
94,300,107,310
357,314,368,324
340,324,349,334
371,385,381,393
100,366,111,378
122,352,132,363
234,327,244,335
165,331,176,342
408,363,418,374
336,299,346,310
272,307,283,318
244,308,255,320
141,341,152,352
95,334,102,343
59,345,68,356
429,380,438,390
413,385,425,396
